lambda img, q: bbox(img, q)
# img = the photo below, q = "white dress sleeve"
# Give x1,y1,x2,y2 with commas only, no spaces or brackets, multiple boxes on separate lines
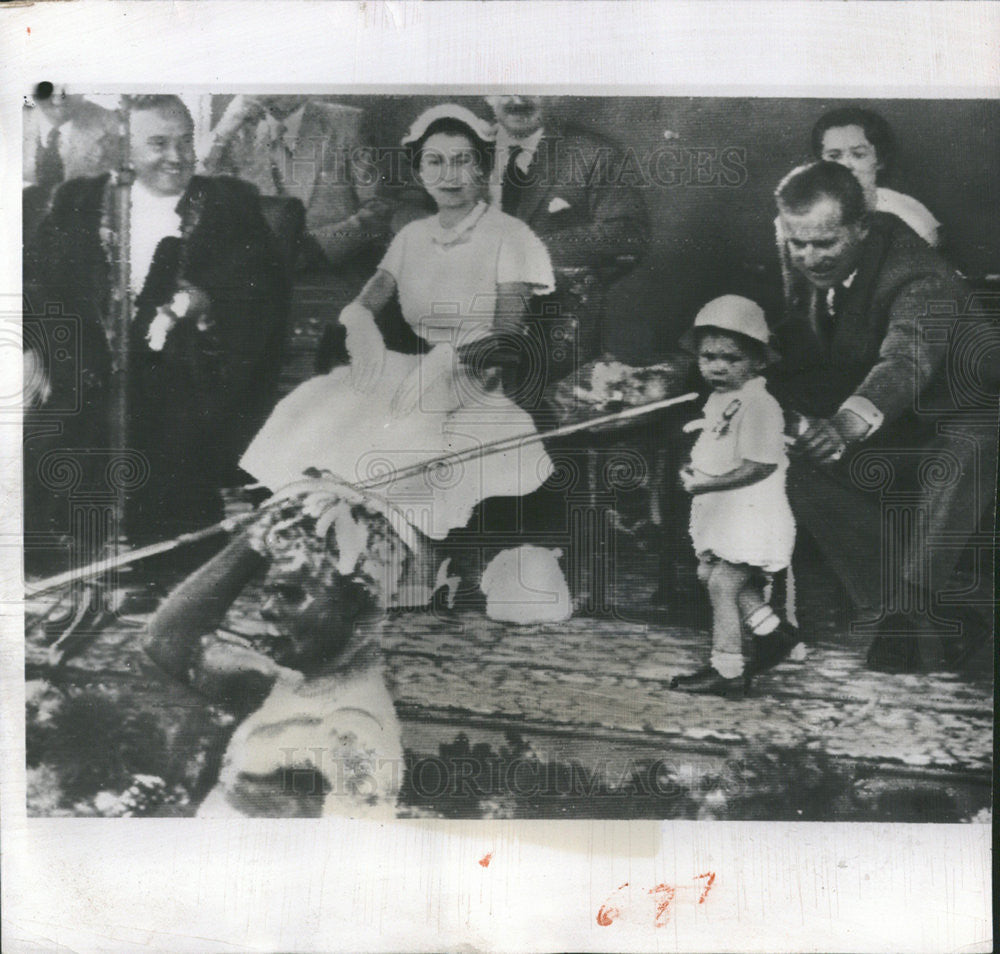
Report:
496,218,556,294
875,187,941,246
735,390,787,465
377,225,410,282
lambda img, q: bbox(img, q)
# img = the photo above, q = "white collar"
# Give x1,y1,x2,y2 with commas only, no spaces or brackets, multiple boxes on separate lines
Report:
825,270,857,312
429,201,489,246
128,181,184,294
706,375,765,407
730,375,766,397
36,109,58,141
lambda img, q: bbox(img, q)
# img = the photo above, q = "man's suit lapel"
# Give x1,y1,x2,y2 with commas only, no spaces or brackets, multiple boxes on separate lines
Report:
828,222,889,358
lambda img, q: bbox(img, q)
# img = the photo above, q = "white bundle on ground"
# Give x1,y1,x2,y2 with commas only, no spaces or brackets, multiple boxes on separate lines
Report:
480,546,572,624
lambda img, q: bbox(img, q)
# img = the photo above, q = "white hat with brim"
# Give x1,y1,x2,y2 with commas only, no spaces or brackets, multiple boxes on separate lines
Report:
679,294,780,365
401,104,496,147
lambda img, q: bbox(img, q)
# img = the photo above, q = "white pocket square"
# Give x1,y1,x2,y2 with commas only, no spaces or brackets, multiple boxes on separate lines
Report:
547,197,571,214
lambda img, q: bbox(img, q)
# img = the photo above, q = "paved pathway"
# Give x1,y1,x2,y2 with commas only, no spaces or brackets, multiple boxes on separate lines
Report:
24,563,992,819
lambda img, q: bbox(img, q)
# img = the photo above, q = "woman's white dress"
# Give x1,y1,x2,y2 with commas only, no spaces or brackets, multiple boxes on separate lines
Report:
241,202,556,539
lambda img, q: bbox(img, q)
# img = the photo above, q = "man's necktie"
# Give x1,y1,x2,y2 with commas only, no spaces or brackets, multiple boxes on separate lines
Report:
821,283,845,345
36,125,64,193
501,146,525,215
268,124,290,196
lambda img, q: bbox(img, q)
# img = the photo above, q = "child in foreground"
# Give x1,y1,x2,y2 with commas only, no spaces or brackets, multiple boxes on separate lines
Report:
671,295,797,699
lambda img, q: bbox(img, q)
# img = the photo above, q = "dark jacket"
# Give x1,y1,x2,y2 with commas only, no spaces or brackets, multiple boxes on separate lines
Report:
505,124,650,274
502,125,650,378
769,213,969,443
769,213,995,612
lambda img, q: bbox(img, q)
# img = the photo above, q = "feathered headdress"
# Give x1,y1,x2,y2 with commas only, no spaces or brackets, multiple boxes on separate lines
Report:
246,471,419,605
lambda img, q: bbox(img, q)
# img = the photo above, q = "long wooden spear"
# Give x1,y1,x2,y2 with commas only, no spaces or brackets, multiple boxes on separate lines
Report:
25,391,699,599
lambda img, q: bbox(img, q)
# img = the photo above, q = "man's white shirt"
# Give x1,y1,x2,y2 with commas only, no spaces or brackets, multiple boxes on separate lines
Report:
129,180,183,294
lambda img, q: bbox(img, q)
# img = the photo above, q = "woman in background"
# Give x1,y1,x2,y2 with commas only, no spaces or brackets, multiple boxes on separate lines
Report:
810,106,940,246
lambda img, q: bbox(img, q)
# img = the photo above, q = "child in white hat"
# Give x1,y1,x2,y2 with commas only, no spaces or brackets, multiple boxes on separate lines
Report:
670,295,797,699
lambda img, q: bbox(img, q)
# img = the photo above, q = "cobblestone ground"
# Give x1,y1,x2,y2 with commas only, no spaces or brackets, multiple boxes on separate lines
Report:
23,547,993,821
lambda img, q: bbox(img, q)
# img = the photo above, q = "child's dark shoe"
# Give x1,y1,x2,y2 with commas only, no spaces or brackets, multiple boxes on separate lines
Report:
747,621,798,676
669,665,714,688
670,666,749,699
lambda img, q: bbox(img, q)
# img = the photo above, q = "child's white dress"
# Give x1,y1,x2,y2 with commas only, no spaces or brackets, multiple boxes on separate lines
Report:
688,376,795,573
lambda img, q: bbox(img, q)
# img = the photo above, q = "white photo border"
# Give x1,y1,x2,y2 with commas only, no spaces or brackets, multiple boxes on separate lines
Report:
1,3,995,952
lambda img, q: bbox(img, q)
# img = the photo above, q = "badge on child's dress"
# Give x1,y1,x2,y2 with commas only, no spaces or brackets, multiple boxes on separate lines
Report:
711,398,742,436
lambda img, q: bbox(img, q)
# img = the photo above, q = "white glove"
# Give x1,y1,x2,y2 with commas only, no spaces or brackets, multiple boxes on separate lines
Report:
341,302,385,393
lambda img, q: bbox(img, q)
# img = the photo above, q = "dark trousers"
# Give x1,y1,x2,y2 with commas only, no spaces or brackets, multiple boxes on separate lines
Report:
785,415,998,641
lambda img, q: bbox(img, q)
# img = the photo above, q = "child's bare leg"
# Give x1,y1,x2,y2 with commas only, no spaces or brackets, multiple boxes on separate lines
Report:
695,555,715,587
737,572,781,636
669,557,718,686
737,569,798,674
706,560,753,677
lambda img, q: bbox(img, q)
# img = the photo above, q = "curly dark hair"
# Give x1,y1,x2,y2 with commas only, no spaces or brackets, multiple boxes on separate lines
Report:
810,107,895,175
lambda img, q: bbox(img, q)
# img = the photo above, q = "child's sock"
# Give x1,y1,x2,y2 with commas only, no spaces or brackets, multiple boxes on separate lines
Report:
710,651,745,679
744,604,780,636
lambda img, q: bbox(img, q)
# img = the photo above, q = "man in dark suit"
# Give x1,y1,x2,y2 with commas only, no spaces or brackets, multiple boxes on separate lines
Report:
486,96,649,390
770,161,997,671
24,95,291,557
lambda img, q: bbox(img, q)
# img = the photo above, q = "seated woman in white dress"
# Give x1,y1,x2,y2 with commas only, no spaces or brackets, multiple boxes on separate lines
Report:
809,106,941,246
241,104,556,542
